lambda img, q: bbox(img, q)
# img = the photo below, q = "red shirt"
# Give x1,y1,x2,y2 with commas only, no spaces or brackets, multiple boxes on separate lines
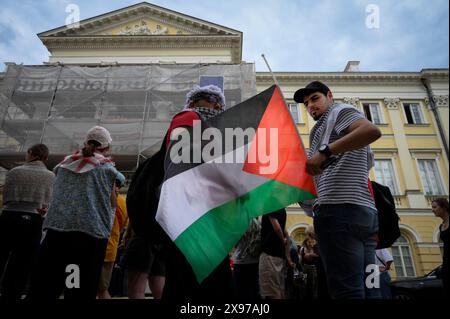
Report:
166,111,200,148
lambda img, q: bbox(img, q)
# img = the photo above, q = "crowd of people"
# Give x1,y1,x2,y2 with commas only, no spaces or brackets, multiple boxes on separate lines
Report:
0,81,448,300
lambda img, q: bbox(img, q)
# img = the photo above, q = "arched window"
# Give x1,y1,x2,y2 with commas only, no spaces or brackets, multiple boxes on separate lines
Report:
391,235,416,279
290,226,308,247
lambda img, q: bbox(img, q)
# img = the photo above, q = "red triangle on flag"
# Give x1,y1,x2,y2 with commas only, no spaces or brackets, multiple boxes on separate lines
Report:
243,86,316,195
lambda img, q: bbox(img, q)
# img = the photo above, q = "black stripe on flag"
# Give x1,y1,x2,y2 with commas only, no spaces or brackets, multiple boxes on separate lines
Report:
163,85,277,180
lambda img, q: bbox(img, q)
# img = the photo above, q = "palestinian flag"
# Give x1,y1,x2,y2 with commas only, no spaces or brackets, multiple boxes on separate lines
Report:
156,85,316,282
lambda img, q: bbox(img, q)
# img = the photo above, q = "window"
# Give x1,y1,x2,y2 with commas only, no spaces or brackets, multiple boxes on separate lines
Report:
363,103,383,124
391,235,416,278
374,160,399,194
403,103,425,124
288,103,301,124
294,227,308,246
417,159,445,195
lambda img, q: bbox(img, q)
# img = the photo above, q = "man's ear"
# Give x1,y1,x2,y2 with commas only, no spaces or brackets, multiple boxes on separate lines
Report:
327,90,333,100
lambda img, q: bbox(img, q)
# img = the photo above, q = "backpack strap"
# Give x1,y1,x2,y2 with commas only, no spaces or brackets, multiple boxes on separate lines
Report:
321,104,374,170
376,253,387,267
321,104,354,145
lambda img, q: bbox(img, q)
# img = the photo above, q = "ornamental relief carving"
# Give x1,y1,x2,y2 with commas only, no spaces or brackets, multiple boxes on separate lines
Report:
383,98,400,110
118,21,169,35
90,13,205,36
425,95,449,108
342,97,360,108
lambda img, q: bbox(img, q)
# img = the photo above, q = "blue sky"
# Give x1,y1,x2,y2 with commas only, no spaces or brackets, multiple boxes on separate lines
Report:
0,0,448,72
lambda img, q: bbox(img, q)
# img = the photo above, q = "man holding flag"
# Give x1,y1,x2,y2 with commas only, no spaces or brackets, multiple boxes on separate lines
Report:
161,84,233,301
156,84,316,300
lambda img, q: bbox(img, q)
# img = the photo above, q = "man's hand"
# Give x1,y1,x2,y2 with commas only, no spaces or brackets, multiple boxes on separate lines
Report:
120,227,132,248
306,152,327,176
37,206,48,217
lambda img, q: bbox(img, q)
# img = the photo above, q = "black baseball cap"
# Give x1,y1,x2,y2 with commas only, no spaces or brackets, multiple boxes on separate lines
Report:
293,81,331,103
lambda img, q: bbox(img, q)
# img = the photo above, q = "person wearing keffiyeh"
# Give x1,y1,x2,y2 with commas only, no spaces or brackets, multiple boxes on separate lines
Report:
30,126,126,300
161,84,234,301
183,84,226,117
165,84,226,147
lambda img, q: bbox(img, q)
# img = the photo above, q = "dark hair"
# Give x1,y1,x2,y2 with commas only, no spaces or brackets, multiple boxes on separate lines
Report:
432,198,449,213
115,179,123,188
27,144,49,162
82,140,101,157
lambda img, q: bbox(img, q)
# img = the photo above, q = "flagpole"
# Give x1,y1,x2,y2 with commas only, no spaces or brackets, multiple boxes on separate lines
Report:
261,54,317,210
261,54,279,86
260,53,306,151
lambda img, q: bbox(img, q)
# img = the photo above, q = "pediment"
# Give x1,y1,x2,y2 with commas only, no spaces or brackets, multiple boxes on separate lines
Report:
38,2,241,38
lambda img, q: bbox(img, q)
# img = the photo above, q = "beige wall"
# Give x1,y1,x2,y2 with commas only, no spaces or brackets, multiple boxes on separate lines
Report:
48,48,233,64
437,107,449,149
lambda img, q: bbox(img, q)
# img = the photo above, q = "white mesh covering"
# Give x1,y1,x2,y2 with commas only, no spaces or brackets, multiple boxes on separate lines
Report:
0,63,256,171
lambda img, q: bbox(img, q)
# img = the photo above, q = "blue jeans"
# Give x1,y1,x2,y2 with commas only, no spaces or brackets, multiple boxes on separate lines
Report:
313,204,381,299
379,271,392,299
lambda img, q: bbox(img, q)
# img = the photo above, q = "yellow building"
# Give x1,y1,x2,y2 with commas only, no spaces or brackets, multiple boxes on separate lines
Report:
0,2,448,280
257,70,449,278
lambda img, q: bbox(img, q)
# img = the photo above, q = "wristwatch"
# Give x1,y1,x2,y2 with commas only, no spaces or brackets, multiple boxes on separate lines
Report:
318,144,332,158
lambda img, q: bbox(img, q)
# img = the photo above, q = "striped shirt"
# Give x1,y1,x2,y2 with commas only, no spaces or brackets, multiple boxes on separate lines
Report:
308,103,376,210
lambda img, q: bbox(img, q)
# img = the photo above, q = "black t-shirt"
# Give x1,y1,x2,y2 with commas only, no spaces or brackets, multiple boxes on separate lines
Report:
261,208,287,258
440,225,449,267
440,225,449,296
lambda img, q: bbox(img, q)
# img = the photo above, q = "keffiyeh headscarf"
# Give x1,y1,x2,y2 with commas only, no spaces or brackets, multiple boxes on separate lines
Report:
183,85,226,120
54,125,114,174
55,151,113,174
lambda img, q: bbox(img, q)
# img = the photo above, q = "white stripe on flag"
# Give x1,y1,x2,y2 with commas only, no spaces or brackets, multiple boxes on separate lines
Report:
156,145,270,240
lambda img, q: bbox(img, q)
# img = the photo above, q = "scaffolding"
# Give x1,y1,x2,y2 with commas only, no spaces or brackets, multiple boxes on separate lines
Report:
0,63,256,172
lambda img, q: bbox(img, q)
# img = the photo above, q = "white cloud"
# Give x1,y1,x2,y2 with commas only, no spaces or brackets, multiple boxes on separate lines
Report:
0,7,50,69
0,0,447,72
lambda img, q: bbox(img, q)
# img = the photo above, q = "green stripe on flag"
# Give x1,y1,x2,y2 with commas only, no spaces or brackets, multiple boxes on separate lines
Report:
174,179,316,282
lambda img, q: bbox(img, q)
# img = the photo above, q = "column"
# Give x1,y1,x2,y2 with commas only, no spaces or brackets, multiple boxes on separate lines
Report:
384,98,428,208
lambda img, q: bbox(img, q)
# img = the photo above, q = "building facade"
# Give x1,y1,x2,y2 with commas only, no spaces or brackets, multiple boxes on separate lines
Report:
0,2,448,279
259,70,449,278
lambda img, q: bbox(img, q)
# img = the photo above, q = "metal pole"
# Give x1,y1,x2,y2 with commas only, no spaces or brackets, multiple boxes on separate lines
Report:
136,66,152,170
261,55,314,211
40,64,63,143
261,54,279,86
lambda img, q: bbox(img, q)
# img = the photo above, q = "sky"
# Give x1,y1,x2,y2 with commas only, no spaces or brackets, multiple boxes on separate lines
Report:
0,0,448,72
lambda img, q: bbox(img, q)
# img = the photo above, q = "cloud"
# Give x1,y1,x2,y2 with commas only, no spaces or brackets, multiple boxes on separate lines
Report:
0,0,447,72
0,7,49,69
